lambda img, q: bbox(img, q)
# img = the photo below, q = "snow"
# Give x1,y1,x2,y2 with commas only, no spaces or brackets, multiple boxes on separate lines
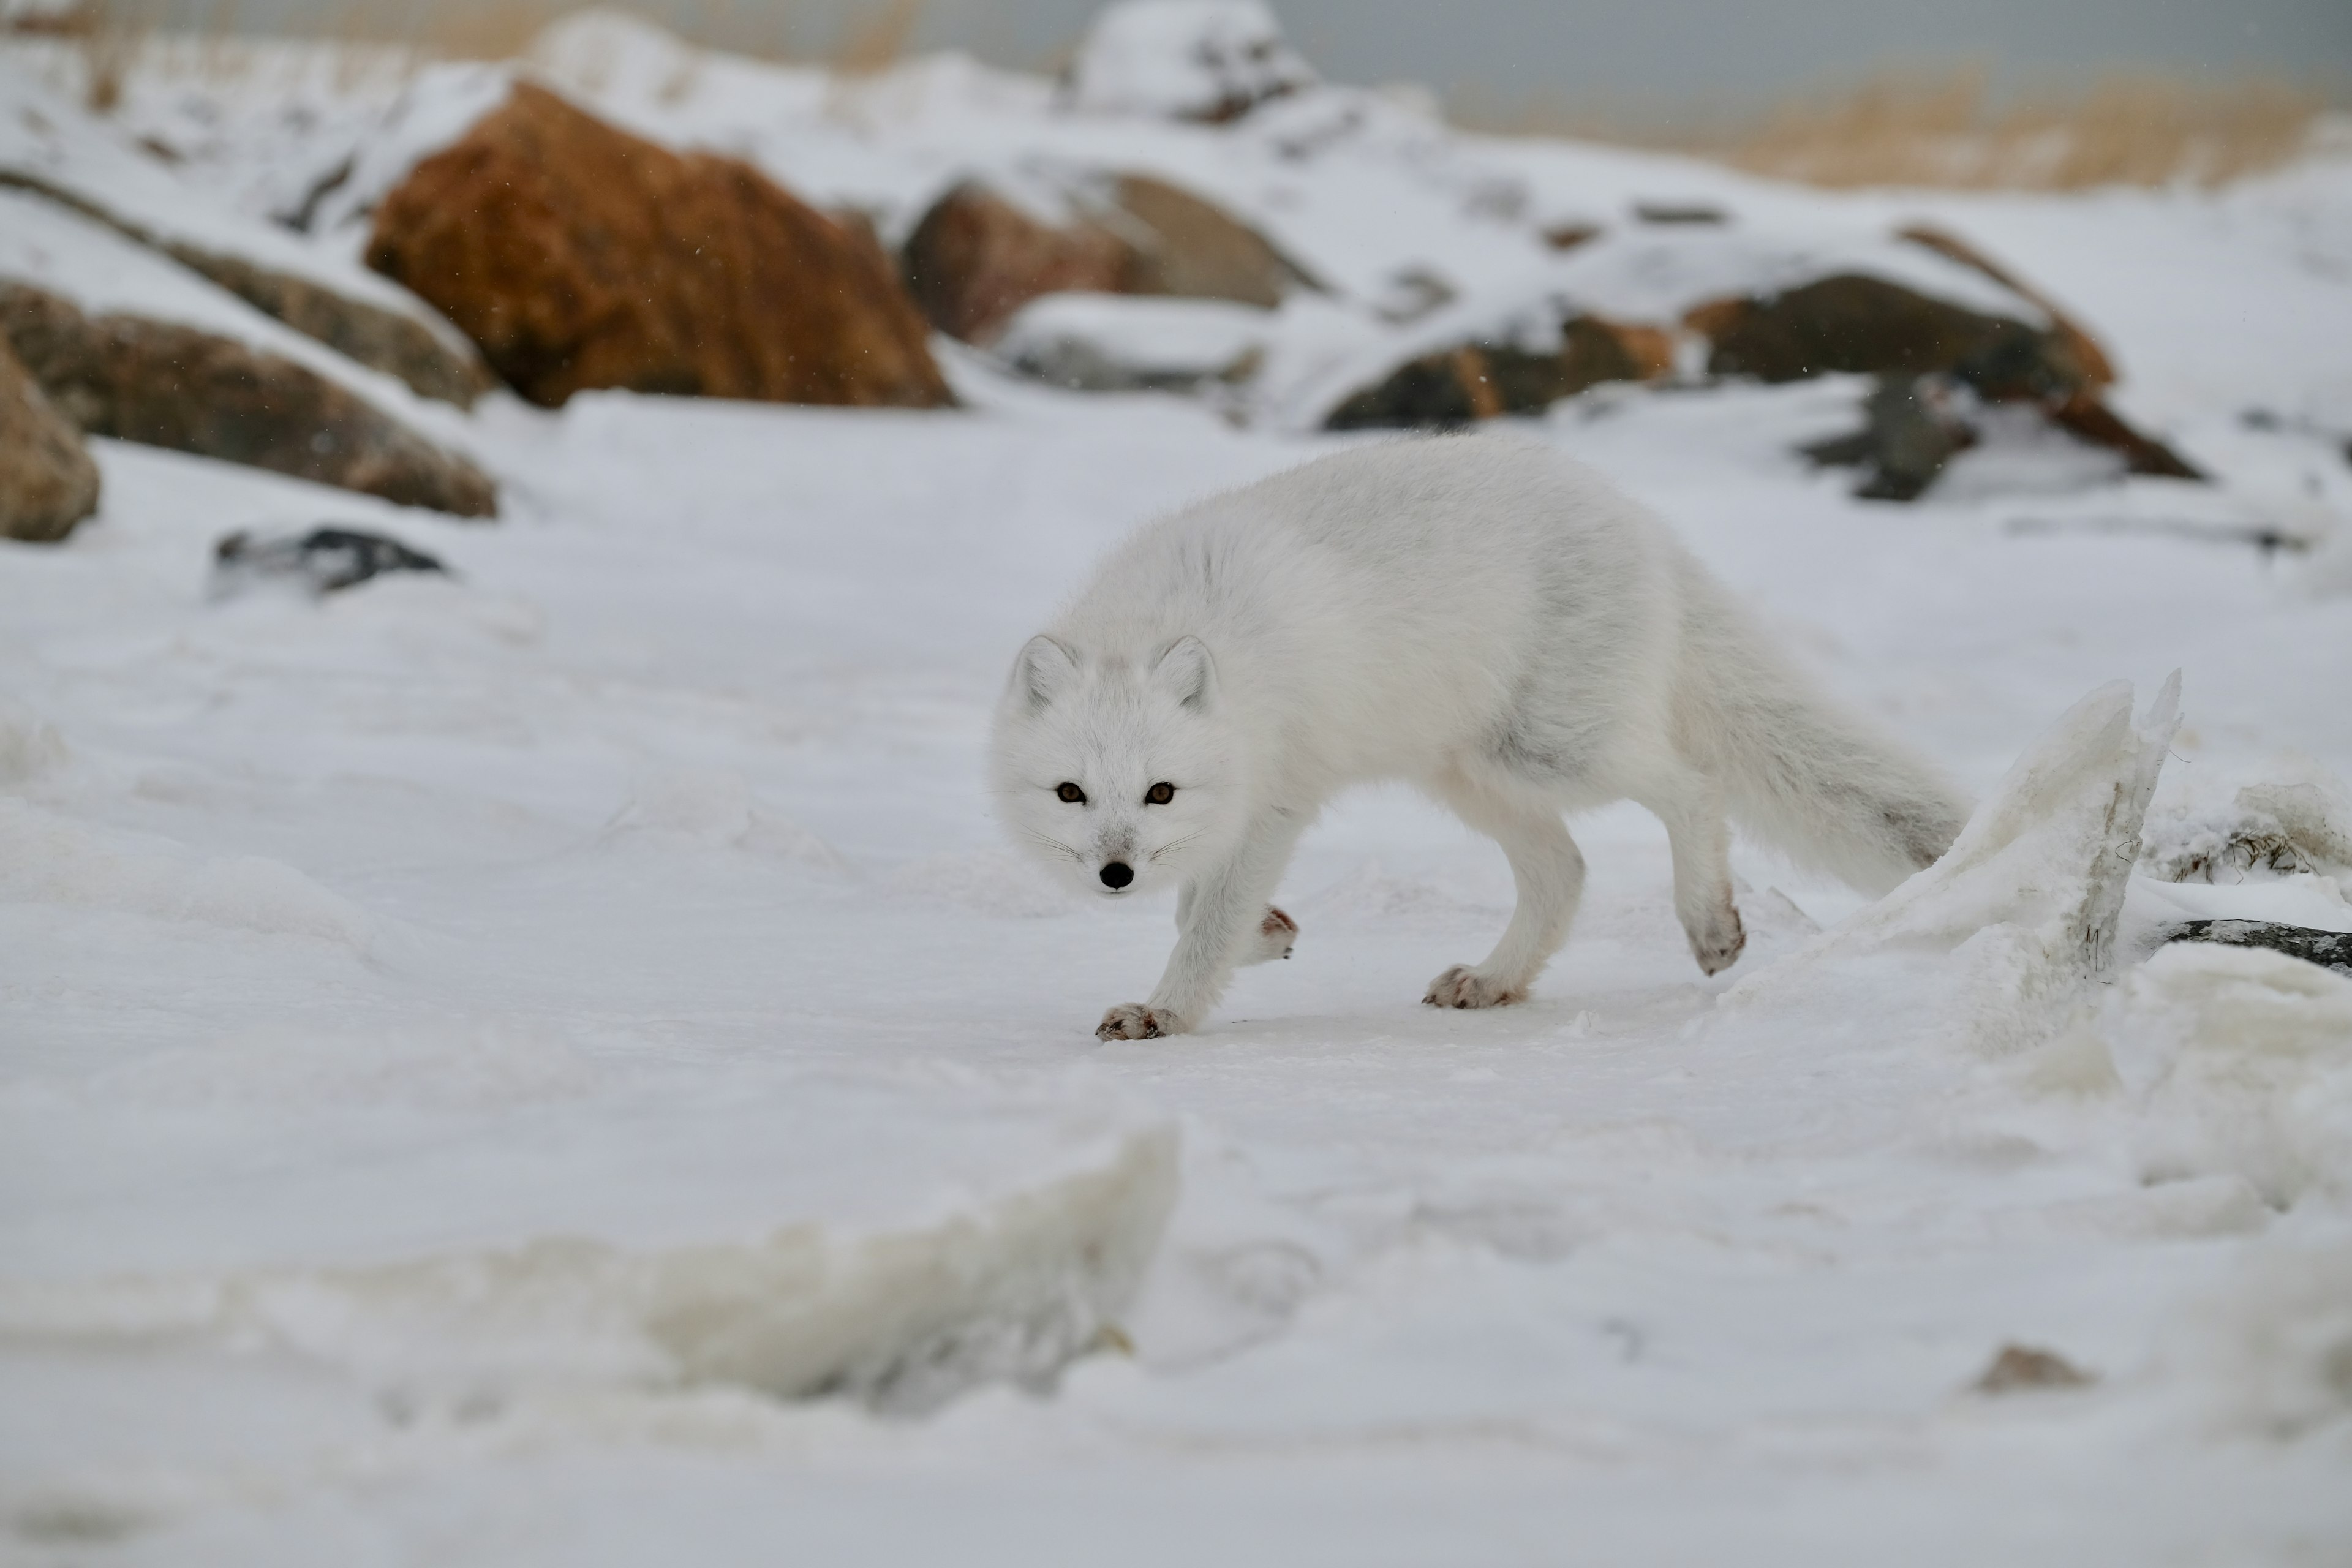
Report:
4,14,2352,1564
994,293,1273,390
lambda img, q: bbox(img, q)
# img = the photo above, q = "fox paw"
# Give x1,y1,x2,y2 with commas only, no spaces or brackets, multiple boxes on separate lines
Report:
1422,965,1525,1009
1684,902,1746,976
1242,906,1298,965
1096,1003,1188,1041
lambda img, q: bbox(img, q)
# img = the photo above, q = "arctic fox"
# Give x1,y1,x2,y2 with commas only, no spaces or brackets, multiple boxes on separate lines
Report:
991,434,1970,1040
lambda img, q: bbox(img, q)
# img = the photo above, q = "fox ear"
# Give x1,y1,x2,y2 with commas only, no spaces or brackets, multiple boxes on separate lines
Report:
1151,635,1215,711
1011,635,1079,712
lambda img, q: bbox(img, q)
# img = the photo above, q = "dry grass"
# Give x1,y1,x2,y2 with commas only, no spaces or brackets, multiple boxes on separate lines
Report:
831,0,923,77
5,1,149,110
20,8,2329,190
4,0,945,88
1476,66,2336,191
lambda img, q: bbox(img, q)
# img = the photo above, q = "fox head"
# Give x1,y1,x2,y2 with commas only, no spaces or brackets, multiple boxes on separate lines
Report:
990,633,1243,900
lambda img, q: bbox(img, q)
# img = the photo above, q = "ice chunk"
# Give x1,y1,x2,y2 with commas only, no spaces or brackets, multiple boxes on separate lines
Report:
0,1071,1180,1415
1727,676,2179,1055
2142,754,2352,883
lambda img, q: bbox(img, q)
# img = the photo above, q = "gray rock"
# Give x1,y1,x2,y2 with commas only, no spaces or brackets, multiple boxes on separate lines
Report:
0,172,496,409
2163,920,2352,974
1,281,496,519
212,526,447,597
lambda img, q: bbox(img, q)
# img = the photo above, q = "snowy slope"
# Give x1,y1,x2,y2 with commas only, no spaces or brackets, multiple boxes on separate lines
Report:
3,17,2351,1565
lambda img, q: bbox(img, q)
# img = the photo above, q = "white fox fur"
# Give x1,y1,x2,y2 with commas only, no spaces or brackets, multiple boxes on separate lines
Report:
991,434,1970,1040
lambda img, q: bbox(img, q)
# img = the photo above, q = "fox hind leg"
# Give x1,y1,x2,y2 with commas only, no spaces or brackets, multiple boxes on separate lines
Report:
1635,763,1746,976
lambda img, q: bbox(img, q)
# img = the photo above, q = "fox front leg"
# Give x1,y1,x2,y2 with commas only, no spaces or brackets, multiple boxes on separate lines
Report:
1096,816,1303,1041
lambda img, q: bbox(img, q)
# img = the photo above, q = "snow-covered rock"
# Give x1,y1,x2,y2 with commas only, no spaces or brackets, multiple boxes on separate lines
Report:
0,61,492,405
0,188,496,513
2142,755,2352,883
1063,0,1317,123
902,171,1313,345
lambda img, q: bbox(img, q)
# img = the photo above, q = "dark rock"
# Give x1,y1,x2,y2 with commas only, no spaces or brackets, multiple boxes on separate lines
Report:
213,526,447,595
1,281,497,518
1896,224,2116,389
1975,1344,2096,1393
367,84,951,412
902,175,1315,347
0,333,100,542
1801,375,1978,501
1634,202,1727,225
1803,371,2203,502
0,172,495,408
1325,318,1674,430
1686,273,2100,395
2163,920,2352,974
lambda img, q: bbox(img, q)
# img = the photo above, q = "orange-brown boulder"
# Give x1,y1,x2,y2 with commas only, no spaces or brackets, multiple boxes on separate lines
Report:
0,333,100,543
366,83,951,411
901,175,1314,347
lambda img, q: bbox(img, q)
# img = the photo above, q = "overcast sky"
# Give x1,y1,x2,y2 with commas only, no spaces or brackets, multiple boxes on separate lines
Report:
137,0,2352,120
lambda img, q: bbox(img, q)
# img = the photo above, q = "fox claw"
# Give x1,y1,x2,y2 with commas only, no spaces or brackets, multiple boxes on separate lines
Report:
1685,902,1746,976
1422,965,1525,1009
1096,1003,1186,1041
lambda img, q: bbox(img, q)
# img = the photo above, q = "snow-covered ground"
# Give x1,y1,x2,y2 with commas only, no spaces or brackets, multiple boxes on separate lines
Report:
5,17,2352,1564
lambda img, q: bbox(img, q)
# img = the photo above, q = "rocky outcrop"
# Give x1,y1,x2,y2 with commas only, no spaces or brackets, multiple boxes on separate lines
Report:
902,175,1314,345
0,335,100,543
366,84,951,412
0,172,496,409
1,282,497,518
1324,318,1673,430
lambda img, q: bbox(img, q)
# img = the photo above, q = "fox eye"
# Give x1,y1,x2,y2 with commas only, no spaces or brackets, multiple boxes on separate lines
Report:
1145,782,1175,805
1055,782,1086,804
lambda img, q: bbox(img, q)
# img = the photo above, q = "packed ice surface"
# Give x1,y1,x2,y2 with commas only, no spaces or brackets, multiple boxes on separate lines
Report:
5,21,2352,1567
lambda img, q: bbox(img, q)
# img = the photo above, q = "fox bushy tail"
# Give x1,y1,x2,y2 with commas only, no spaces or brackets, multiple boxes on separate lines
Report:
1673,564,1972,896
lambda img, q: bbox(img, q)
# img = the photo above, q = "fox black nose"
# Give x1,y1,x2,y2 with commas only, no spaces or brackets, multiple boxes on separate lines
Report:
1100,861,1134,889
